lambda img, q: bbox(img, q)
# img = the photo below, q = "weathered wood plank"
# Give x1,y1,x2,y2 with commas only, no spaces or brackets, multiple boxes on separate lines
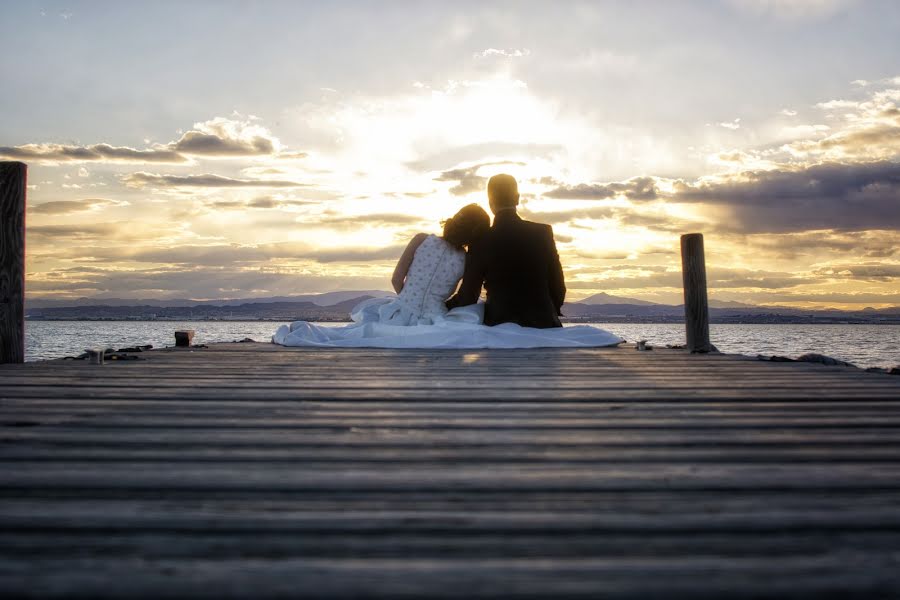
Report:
0,556,897,598
4,447,900,465
6,427,900,447
4,462,900,492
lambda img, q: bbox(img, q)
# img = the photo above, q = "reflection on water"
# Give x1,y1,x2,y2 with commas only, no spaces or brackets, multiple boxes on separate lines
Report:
24,320,900,369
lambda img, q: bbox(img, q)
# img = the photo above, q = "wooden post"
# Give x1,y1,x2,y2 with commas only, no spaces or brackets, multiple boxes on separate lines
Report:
680,233,711,353
0,162,26,364
175,330,195,347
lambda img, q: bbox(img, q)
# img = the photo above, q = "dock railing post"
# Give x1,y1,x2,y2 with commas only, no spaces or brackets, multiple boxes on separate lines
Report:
680,232,711,353
0,162,26,364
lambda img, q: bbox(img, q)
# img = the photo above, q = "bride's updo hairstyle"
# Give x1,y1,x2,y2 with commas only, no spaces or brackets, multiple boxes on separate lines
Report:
442,203,490,249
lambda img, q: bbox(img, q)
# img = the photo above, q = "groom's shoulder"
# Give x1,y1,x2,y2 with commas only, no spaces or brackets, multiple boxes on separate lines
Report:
519,218,554,236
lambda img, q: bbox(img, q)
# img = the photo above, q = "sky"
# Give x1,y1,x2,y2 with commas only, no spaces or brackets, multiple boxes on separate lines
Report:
2,0,899,308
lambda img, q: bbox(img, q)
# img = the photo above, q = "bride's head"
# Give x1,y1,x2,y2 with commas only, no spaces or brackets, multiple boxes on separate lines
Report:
442,204,490,249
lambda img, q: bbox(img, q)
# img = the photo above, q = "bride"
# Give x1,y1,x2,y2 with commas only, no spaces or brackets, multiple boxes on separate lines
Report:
357,203,489,325
272,205,624,349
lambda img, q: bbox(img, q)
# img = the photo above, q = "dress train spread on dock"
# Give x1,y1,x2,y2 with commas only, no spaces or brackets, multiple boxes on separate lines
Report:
272,297,624,349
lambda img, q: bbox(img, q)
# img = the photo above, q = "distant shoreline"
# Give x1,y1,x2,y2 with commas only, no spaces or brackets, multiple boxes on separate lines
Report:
25,317,900,325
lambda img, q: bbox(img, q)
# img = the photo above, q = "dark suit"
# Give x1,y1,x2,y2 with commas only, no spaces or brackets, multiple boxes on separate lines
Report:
446,211,566,328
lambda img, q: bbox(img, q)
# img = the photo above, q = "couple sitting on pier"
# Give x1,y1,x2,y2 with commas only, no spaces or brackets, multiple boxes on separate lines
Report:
273,174,623,348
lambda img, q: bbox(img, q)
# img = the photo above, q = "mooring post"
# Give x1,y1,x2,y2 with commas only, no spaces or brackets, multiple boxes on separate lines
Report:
681,233,711,353
0,162,26,364
175,330,195,348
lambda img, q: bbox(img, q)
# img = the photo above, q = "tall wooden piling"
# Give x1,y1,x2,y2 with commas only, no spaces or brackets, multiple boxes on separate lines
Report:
0,162,26,364
680,232,711,353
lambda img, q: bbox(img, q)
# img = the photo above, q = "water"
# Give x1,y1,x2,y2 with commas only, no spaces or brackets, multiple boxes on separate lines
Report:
23,320,900,369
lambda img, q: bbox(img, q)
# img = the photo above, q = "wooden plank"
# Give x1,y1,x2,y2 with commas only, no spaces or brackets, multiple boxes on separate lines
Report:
4,462,900,492
5,389,898,401
4,447,900,465
6,428,900,447
0,556,897,598
2,530,898,564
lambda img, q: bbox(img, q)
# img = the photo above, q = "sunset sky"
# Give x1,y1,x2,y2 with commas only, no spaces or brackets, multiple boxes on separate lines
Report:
3,0,899,308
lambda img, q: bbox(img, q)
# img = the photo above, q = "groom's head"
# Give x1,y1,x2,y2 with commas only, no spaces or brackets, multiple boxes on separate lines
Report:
487,174,519,215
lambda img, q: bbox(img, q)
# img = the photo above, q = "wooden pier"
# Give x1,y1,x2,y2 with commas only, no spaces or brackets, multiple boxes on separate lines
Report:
2,342,900,597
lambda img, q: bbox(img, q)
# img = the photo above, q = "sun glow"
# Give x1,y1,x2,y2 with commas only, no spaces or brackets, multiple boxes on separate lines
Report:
10,5,899,313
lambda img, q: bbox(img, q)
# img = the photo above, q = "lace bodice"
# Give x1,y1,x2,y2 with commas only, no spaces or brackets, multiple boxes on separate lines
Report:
395,234,465,321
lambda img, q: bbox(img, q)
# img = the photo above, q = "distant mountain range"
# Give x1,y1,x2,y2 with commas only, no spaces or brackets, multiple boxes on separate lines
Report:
25,290,394,310
577,292,659,306
577,292,753,309
24,291,900,324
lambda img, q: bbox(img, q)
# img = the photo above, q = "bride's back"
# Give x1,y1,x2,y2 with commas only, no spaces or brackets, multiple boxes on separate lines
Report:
395,234,465,321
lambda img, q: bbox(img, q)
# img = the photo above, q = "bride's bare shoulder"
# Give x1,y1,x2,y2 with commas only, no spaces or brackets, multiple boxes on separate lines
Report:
407,232,430,249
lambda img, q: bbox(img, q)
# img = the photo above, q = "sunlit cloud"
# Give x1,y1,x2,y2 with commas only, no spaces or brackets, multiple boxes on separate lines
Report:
0,143,186,164
29,198,129,215
671,160,900,232
435,161,526,196
2,115,305,165
122,172,311,189
718,118,742,130
474,48,531,59
172,116,280,157
544,177,659,201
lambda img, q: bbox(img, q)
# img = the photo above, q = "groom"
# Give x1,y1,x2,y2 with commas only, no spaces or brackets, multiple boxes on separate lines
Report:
446,174,566,328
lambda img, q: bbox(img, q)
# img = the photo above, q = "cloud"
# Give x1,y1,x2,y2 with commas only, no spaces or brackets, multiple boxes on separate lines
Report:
544,176,660,201
813,263,900,281
474,48,531,59
568,266,814,292
26,223,125,239
851,76,900,88
1,115,304,165
123,172,310,189
171,116,279,157
26,265,390,300
0,143,186,164
787,122,900,160
434,161,525,196
786,88,900,160
81,242,405,266
520,204,698,233
718,118,741,130
275,151,309,160
173,131,273,156
247,196,280,209
318,213,428,228
741,230,900,259
202,196,315,211
706,267,811,289
29,198,128,215
672,160,900,232
314,246,406,263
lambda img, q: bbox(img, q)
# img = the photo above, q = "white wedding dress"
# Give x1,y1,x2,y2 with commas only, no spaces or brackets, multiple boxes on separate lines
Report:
272,234,624,349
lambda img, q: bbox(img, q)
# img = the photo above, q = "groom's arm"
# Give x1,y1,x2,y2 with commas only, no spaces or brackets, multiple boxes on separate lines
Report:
546,225,566,315
446,243,486,309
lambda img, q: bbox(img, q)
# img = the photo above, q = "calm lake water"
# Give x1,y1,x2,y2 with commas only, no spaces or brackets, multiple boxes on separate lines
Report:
23,320,900,369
